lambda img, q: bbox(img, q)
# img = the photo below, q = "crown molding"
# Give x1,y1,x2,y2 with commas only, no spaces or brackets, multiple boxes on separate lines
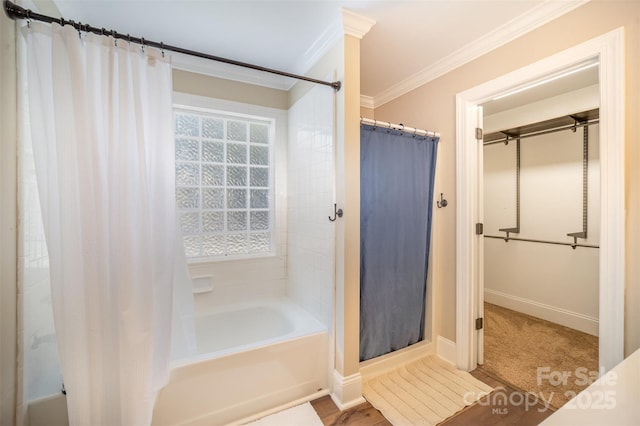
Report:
342,8,376,39
293,18,343,78
171,9,371,92
295,9,375,89
371,0,590,108
296,8,375,77
360,95,375,110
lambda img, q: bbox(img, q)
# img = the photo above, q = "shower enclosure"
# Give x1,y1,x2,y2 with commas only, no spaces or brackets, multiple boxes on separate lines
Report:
19,76,337,426
13,5,365,421
152,83,337,425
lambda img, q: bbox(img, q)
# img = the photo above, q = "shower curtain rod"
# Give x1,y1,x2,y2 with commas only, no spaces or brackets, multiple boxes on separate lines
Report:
3,0,342,92
360,117,440,138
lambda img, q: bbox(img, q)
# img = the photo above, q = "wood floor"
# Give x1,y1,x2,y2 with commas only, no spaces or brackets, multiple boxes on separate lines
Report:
438,368,555,426
310,395,391,426
310,368,555,426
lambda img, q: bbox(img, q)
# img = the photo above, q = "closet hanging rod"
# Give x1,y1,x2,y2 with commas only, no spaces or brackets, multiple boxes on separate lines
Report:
3,0,342,92
360,117,439,138
484,119,599,146
484,235,599,249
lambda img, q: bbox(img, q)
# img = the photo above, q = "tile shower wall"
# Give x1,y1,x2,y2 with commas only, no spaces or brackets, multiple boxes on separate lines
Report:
287,84,335,328
183,98,290,312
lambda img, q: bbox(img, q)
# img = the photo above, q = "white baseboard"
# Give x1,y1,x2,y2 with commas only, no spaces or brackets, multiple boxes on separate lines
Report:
330,370,365,411
436,336,457,365
485,289,599,336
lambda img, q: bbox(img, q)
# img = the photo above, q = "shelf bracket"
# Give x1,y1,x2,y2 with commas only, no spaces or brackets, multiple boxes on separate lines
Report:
499,138,520,239
567,123,589,248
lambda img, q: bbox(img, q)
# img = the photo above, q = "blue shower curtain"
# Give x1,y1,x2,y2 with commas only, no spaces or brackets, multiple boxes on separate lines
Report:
360,124,439,361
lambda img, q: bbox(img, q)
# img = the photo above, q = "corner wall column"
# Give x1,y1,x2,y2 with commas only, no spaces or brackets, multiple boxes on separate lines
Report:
331,9,375,410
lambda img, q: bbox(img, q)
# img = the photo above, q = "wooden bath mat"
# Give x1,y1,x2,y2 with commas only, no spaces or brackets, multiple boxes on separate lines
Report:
363,355,493,425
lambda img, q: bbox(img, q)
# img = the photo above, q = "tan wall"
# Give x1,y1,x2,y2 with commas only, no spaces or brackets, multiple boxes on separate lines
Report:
373,0,640,356
360,106,374,119
173,69,289,110
341,34,362,376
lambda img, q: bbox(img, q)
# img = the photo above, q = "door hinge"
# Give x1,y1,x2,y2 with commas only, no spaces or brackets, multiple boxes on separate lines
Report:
475,223,484,235
475,127,483,140
476,317,484,330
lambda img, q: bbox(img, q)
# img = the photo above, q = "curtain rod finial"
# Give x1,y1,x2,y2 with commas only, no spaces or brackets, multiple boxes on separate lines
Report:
4,0,26,20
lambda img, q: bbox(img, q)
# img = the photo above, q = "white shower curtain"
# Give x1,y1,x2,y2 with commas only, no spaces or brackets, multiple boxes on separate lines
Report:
22,22,176,425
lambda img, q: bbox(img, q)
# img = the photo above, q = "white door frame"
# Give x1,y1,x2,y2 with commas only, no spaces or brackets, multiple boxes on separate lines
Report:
455,27,625,372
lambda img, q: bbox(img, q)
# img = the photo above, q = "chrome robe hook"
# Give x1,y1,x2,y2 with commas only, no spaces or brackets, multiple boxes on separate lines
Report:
328,204,343,222
437,193,448,208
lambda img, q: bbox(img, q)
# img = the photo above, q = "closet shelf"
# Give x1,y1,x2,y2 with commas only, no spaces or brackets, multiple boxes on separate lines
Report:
483,108,599,145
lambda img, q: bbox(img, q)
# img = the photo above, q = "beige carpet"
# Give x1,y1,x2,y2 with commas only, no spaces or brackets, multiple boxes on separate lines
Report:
363,355,493,425
483,302,599,409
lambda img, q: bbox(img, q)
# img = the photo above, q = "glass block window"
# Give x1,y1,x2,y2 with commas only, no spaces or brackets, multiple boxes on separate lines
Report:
175,108,273,259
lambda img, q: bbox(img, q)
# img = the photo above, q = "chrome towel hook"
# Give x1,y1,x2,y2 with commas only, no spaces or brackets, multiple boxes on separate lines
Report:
437,193,448,208
328,204,343,222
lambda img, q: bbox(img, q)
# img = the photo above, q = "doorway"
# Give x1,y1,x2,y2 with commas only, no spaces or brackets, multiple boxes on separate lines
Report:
455,28,625,374
480,83,601,406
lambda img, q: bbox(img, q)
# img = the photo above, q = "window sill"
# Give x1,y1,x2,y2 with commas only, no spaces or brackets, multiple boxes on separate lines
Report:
186,251,277,265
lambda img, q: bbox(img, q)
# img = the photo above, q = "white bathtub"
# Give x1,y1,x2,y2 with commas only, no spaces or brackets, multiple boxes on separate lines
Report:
152,298,329,425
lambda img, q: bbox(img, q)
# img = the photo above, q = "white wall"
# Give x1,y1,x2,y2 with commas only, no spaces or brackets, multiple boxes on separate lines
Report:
287,82,335,329
484,104,600,335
